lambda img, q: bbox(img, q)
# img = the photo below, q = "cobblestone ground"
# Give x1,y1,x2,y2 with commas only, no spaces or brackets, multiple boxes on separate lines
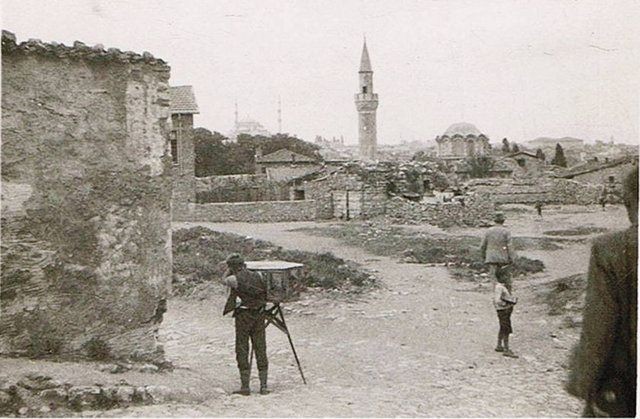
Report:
96,208,616,417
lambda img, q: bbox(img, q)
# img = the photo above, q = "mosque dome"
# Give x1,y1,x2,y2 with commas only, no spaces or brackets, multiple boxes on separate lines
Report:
443,122,483,137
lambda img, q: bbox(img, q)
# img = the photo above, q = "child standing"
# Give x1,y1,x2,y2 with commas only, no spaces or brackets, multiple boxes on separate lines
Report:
494,266,519,358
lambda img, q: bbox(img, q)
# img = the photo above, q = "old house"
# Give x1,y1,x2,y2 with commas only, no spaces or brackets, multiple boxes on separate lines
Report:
169,85,198,203
1,32,172,361
255,148,322,182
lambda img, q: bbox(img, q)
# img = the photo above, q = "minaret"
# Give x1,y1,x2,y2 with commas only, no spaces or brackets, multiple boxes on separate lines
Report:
277,96,282,133
355,38,379,161
234,101,239,126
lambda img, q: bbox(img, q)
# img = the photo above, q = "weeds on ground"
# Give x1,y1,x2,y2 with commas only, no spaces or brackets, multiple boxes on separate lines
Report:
542,273,587,316
172,226,375,297
544,226,609,236
298,223,545,281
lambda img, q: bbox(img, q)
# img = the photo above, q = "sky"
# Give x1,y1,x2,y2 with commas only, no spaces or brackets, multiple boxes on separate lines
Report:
2,0,639,145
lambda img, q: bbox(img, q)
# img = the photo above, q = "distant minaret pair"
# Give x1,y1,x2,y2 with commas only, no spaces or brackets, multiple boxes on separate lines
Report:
355,38,378,161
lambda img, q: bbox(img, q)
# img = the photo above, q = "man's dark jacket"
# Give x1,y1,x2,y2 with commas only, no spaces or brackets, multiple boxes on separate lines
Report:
567,227,637,417
223,269,267,315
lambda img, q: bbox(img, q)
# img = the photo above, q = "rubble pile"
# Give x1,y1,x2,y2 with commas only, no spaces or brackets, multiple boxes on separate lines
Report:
0,372,196,415
383,195,495,228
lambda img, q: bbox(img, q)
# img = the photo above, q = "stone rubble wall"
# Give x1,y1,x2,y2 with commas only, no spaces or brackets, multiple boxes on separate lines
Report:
303,171,388,220
195,174,289,203
383,195,495,228
466,177,603,205
0,371,200,415
173,200,316,222
1,32,172,361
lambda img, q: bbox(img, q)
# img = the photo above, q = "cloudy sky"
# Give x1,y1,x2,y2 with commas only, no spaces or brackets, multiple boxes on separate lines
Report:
3,0,639,145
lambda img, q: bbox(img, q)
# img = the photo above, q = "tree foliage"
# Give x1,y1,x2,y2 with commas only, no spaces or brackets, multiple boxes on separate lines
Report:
536,148,546,161
501,138,510,153
193,130,321,177
465,156,496,178
551,143,567,167
511,143,520,153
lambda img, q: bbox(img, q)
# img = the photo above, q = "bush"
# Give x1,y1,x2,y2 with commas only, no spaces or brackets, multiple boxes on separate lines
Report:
27,335,63,358
172,227,374,297
83,337,111,360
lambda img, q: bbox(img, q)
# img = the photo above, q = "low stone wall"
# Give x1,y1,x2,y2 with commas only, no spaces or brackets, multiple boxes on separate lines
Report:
383,195,495,228
173,200,316,222
195,174,288,203
467,178,602,205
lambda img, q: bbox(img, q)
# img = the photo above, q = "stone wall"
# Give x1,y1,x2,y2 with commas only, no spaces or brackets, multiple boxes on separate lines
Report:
304,171,388,220
570,162,636,200
195,174,289,203
173,200,316,222
384,194,495,227
466,178,603,205
1,32,172,361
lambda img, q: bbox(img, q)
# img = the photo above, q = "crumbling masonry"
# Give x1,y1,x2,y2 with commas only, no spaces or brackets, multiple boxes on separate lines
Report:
0,31,173,361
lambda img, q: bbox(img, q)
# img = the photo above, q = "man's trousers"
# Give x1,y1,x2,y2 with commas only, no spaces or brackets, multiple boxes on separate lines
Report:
235,309,268,372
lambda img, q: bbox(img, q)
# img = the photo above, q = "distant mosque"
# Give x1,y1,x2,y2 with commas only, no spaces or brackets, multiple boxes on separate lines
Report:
228,103,270,140
435,122,490,160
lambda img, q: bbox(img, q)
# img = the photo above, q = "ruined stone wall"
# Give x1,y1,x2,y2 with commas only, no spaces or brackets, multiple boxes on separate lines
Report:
195,174,289,203
467,178,603,205
305,172,365,219
173,201,316,222
384,194,495,228
571,163,635,197
1,33,172,361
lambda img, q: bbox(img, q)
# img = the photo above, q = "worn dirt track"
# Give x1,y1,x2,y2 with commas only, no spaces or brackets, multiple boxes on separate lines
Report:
95,214,597,417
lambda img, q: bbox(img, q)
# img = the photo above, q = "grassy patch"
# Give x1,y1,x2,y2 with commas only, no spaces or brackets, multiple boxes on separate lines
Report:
298,223,545,281
542,273,586,317
172,226,375,297
544,226,609,236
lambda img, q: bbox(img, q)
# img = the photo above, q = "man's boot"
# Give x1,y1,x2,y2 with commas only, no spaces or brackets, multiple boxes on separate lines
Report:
258,369,269,395
233,370,250,395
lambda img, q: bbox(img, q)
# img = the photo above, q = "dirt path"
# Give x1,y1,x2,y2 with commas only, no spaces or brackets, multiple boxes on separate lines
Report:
97,221,584,417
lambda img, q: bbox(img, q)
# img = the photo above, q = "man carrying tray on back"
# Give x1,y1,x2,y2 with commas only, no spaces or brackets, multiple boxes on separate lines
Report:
223,253,270,396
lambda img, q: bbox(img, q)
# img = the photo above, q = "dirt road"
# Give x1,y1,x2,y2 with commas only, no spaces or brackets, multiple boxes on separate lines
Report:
100,218,587,417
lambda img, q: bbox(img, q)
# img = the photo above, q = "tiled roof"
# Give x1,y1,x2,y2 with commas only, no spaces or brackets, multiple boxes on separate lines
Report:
257,148,317,163
170,86,199,114
507,151,540,159
558,155,637,178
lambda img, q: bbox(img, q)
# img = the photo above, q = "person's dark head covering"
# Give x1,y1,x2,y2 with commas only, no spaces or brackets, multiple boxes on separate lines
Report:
225,253,245,270
623,166,638,225
494,212,506,224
